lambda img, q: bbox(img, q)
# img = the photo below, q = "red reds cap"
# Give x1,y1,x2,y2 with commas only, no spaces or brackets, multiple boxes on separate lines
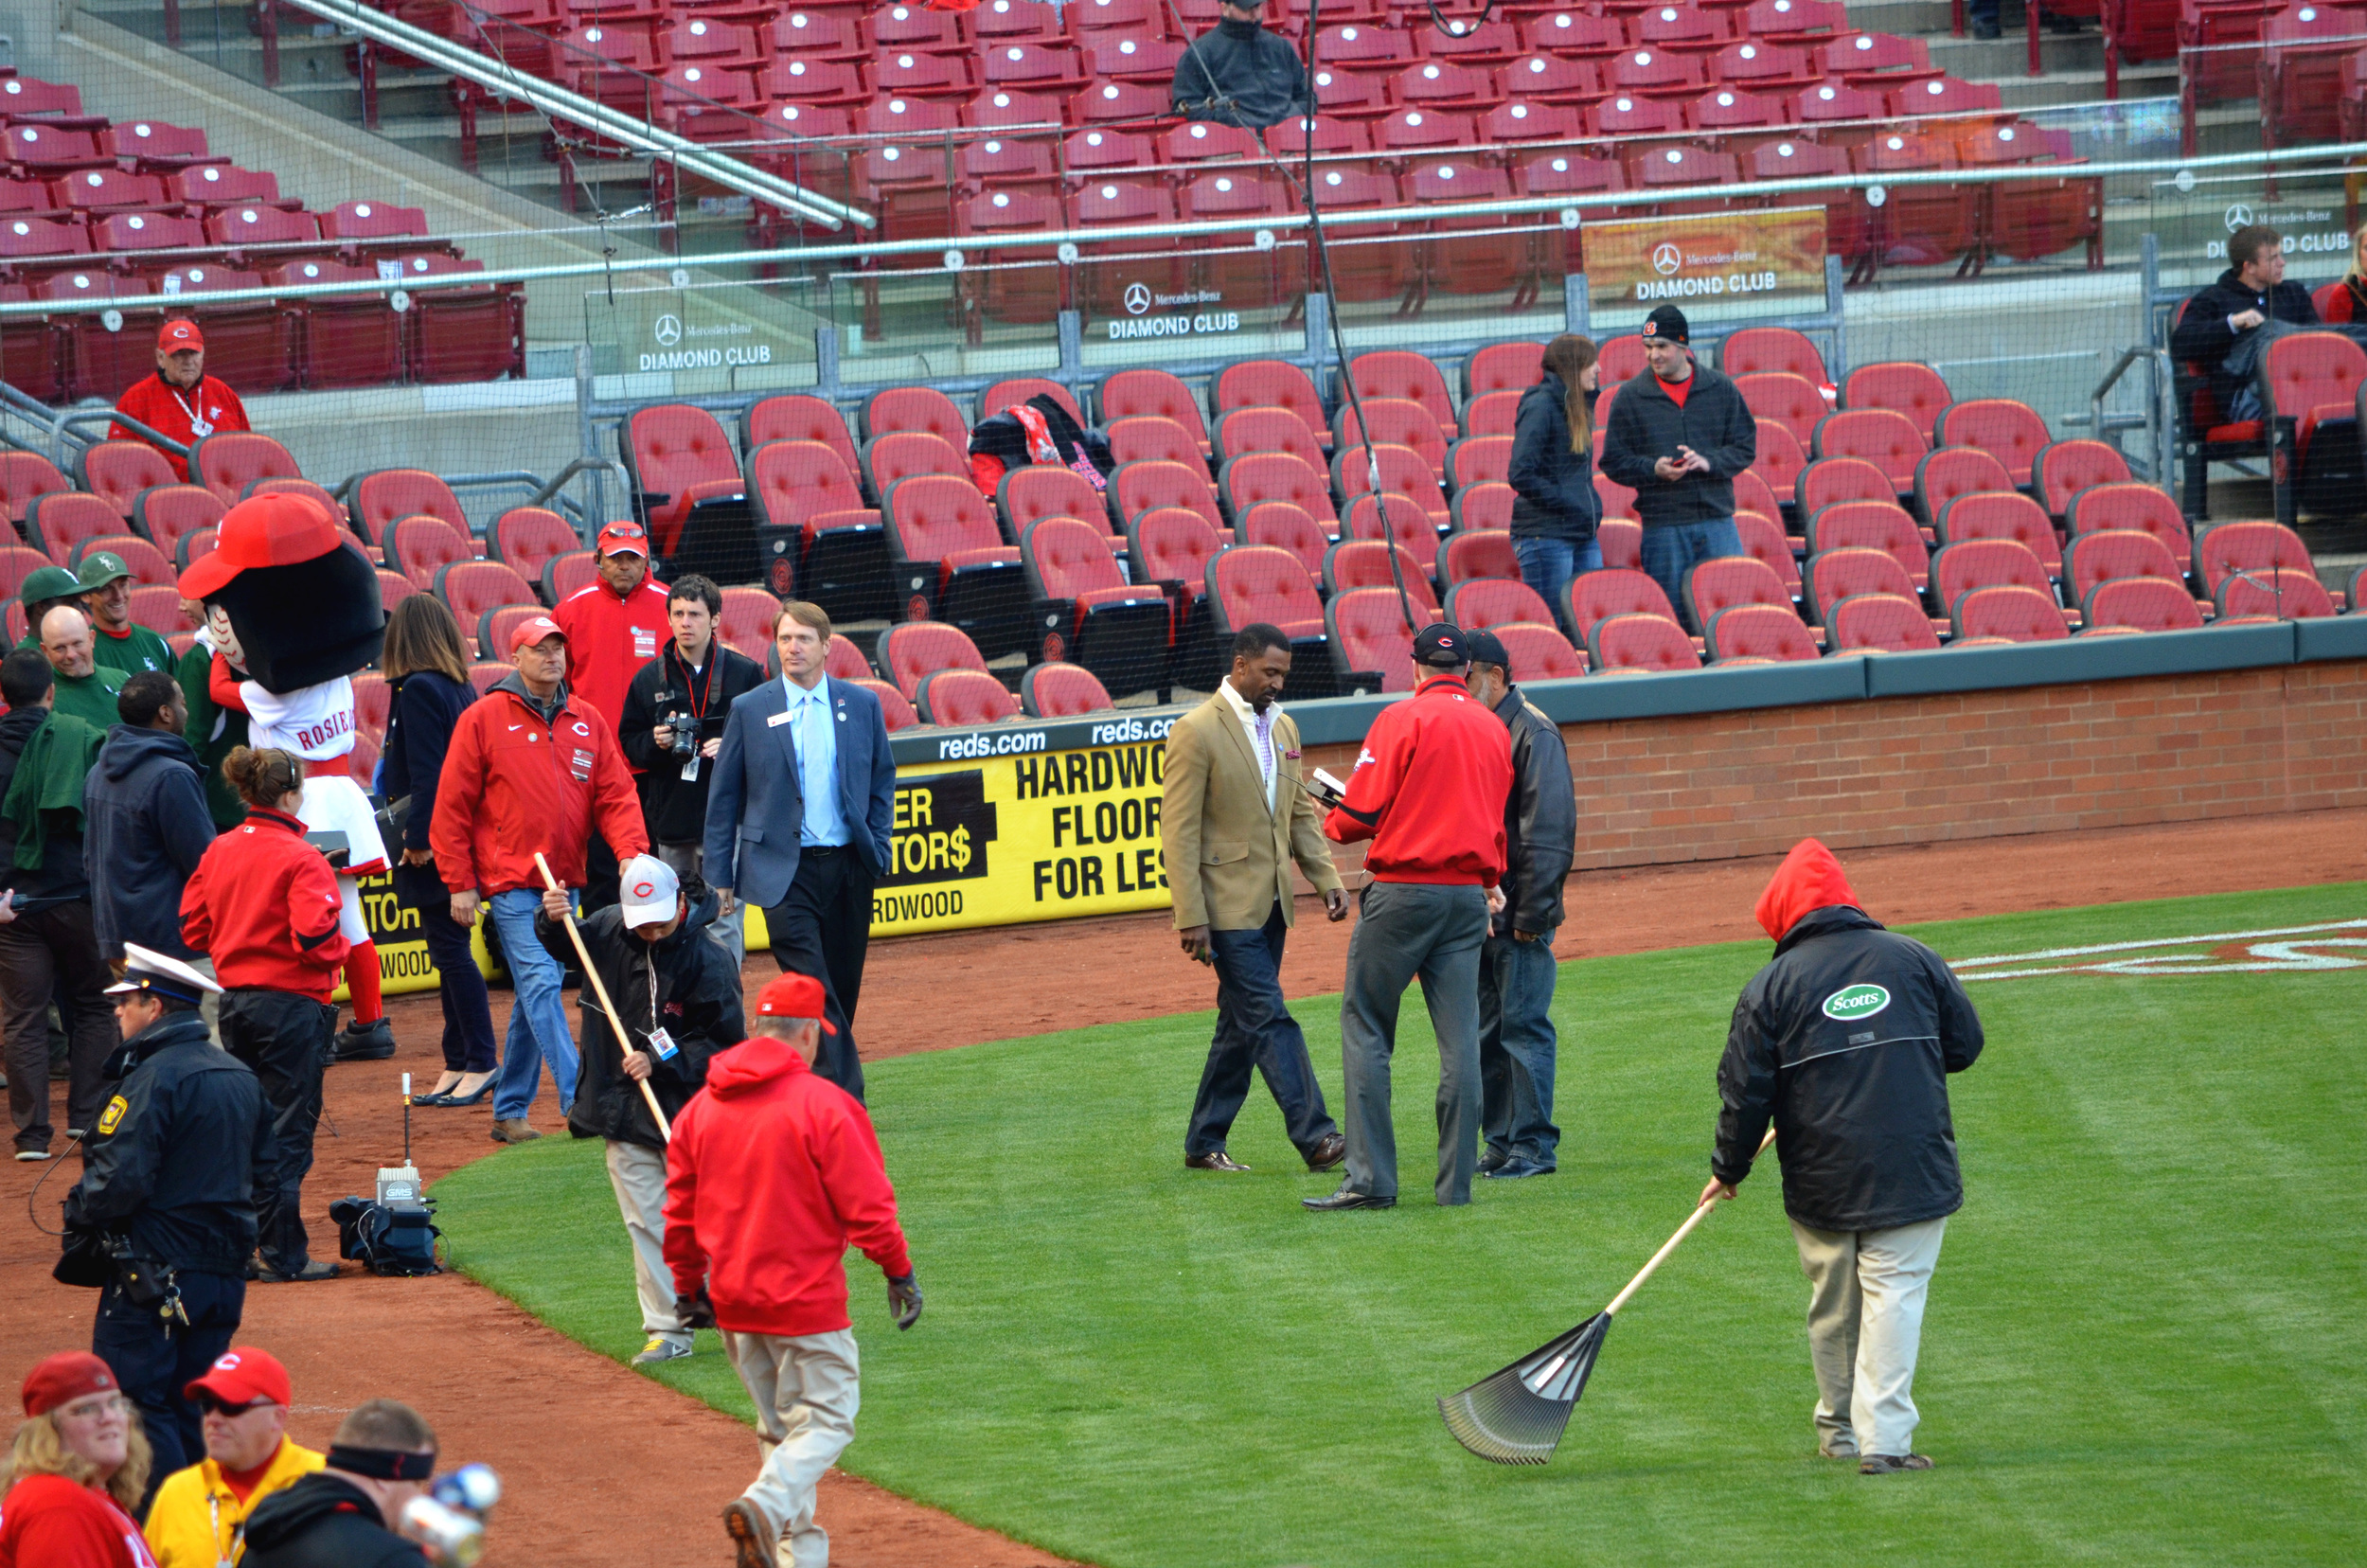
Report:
509,614,566,653
755,972,836,1032
22,1352,117,1417
596,522,649,558
184,1345,291,1410
158,318,204,352
176,491,344,602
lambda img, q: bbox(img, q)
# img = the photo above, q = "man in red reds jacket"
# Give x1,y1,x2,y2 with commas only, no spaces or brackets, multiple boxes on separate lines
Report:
552,521,669,912
665,972,920,1568
1307,623,1512,1213
429,615,648,1145
108,320,250,483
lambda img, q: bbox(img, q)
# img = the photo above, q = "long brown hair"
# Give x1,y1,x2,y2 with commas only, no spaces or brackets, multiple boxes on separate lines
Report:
1541,334,1598,455
4,1408,153,1514
381,594,472,686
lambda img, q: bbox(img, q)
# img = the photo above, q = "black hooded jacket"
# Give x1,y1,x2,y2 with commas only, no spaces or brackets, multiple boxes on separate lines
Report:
2168,265,2321,419
242,1471,431,1568
83,722,215,960
1169,16,1311,130
618,638,765,846
1489,682,1573,937
1713,905,1984,1232
1506,371,1602,544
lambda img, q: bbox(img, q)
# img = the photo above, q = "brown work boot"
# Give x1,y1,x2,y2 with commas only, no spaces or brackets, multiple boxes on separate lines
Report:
721,1498,773,1568
1860,1453,1934,1474
489,1118,541,1145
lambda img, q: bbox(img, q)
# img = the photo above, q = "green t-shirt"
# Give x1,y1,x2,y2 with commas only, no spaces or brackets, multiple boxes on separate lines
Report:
48,666,126,734
89,622,175,680
176,641,249,829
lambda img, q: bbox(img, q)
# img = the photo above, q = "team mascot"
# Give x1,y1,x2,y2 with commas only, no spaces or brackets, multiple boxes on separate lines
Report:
177,490,396,1060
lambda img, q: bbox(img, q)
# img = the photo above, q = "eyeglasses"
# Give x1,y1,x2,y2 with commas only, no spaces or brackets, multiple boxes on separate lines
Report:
58,1394,130,1421
193,1393,273,1418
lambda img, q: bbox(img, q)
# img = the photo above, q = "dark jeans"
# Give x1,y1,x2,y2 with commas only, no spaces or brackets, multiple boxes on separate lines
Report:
765,846,872,1101
1513,535,1605,642
0,900,119,1149
1639,518,1743,633
94,1267,243,1496
1478,930,1561,1167
220,988,335,1274
1184,901,1339,1159
421,903,498,1074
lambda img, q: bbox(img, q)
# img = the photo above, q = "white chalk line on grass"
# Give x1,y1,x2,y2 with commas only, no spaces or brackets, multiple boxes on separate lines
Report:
1949,919,2367,982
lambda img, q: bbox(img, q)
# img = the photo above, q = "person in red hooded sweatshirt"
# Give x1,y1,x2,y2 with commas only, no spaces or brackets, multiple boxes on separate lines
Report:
664,972,919,1568
553,523,670,913
108,320,249,484
1704,838,1984,1477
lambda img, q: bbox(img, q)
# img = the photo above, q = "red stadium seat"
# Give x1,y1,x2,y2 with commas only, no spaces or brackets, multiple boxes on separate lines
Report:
1104,417,1204,472
1590,92,1681,136
488,508,581,590
1324,539,1439,613
1809,408,1925,495
1463,391,1522,438
2216,569,2339,620
1450,482,1516,534
1336,444,1450,530
187,433,298,509
2193,520,2314,597
1743,137,1865,262
1522,10,1627,56
1736,372,1826,451
1112,459,1223,535
862,384,968,445
1446,436,1512,493
1705,603,1819,664
853,678,918,731
1752,419,1808,507
244,478,345,531
822,633,873,684
390,516,480,592
1692,81,1785,133
1466,342,1544,401
1219,451,1339,530
1443,577,1556,630
1236,502,1329,579
1712,40,1820,93
1735,469,1783,524
1215,406,1326,471
747,439,888,613
1263,115,1371,160
1099,369,1212,456
1127,507,1224,602
1492,622,1586,681
1213,361,1328,450
978,378,1085,429
881,475,1028,653
1590,612,1701,672
467,661,508,697
1842,362,1952,442
1441,528,1520,586
1745,0,1850,40
1805,501,1929,589
1934,490,2063,576
133,486,225,561
24,492,122,566
76,442,176,522
2029,440,2135,520
474,604,545,662
539,550,593,606
1346,350,1459,440
435,560,536,626
1607,46,1704,97
623,405,743,557
1020,515,1171,694
354,469,470,543
2082,576,2203,633
0,544,49,603
708,587,780,663
1933,399,2051,487
999,465,1111,542
1327,586,1420,692
1021,661,1116,718
1720,327,1828,384
1734,510,1800,598
860,431,969,501
916,668,1021,726
879,620,989,703
1682,555,1792,633
1339,493,1441,578
1913,448,2015,533
1931,537,2056,617
1594,472,1639,523
744,396,860,479
2063,483,2189,568
1829,593,1943,653
1566,568,1681,645
1205,546,1326,648
2065,527,2186,609
1804,546,1918,626
1795,456,1897,522
1336,399,1449,478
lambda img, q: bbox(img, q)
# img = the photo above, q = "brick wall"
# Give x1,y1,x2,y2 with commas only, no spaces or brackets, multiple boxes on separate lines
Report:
1299,660,2367,876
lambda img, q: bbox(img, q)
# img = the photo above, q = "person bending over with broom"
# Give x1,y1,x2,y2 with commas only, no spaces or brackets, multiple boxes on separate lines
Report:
1705,838,1984,1475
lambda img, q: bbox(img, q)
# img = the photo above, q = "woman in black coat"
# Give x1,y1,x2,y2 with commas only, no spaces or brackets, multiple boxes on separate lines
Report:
377,595,495,1106
1507,333,1604,639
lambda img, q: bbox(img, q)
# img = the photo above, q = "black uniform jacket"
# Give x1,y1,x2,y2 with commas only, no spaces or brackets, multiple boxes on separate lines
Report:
1713,905,1984,1232
618,640,765,846
64,1013,269,1274
1598,362,1757,529
243,1472,432,1568
1491,682,1574,938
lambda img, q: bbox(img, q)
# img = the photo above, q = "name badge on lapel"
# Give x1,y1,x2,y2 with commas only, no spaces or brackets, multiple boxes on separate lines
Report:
767,710,794,728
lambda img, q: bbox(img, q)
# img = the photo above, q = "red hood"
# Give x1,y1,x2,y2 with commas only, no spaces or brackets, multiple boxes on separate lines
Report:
1754,838,1860,941
705,1035,813,1096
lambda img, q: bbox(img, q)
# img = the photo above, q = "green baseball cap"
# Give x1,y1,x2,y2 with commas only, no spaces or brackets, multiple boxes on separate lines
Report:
74,551,133,591
19,564,82,605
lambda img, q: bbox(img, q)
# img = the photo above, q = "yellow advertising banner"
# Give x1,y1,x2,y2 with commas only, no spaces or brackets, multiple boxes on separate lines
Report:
337,867,497,1002
1585,205,1828,312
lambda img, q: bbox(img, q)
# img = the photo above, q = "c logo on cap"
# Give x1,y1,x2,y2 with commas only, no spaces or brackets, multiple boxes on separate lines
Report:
214,1352,241,1370
632,882,655,898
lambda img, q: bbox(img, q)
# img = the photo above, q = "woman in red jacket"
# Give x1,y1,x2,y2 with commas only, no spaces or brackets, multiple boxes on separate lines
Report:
2323,228,2367,322
179,746,351,1285
0,1352,157,1568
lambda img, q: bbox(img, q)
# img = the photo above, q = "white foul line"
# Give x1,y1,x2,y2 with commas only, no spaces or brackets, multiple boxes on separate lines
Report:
1948,918,2367,983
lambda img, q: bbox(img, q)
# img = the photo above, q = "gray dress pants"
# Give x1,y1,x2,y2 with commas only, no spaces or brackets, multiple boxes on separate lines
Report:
1339,881,1489,1205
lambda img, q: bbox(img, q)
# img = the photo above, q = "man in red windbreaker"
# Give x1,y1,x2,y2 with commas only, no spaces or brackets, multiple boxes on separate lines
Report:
664,972,920,1568
1308,624,1513,1212
108,320,249,483
553,521,669,912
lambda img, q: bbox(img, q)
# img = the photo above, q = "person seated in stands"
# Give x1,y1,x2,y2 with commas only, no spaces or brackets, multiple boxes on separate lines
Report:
108,319,250,483
1170,0,1310,131
2170,223,2318,425
2323,226,2367,324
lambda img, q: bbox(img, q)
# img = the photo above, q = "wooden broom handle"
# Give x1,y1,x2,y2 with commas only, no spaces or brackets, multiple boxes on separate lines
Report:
534,852,672,1143
1602,1128,1774,1318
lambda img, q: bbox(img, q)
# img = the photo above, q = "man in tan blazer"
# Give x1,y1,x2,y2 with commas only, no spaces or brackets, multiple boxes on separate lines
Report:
1163,623,1349,1173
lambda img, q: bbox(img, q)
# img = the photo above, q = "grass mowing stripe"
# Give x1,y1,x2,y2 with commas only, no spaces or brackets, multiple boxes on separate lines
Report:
433,882,2367,1567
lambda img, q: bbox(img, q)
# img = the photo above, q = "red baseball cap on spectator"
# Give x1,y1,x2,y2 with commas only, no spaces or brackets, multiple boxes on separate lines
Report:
596,522,649,558
508,614,566,653
176,491,343,601
22,1352,117,1417
184,1346,292,1409
755,973,836,1032
158,319,204,352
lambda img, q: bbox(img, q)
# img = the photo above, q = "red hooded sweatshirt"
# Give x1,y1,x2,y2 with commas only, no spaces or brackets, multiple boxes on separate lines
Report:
664,1035,912,1337
1753,837,1862,942
551,573,671,765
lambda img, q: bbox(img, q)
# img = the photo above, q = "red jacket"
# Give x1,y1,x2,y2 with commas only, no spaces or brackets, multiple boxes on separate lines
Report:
1753,836,1860,941
551,575,671,764
108,373,249,483
664,1035,912,1337
180,807,349,999
0,1475,157,1568
429,676,647,897
1325,672,1512,886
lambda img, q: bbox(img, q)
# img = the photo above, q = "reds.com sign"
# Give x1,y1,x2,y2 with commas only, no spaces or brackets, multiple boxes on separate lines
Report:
1586,206,1827,312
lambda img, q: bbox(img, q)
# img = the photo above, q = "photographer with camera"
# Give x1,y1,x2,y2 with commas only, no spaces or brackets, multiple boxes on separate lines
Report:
618,575,761,972
61,944,264,1488
242,1399,446,1568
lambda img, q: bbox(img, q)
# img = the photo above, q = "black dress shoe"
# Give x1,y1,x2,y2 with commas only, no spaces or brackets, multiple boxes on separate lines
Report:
331,1017,396,1062
1303,1132,1346,1172
1185,1150,1250,1172
1302,1186,1395,1211
1478,1147,1510,1175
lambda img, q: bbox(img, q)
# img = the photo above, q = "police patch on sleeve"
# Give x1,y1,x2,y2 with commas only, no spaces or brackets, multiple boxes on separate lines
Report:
97,1095,129,1136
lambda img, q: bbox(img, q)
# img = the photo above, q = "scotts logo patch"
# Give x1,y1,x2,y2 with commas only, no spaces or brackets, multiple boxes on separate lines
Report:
1822,984,1891,1021
97,1095,129,1135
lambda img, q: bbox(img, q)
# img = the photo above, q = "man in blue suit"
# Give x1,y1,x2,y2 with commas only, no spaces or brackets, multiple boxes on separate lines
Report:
704,599,897,1099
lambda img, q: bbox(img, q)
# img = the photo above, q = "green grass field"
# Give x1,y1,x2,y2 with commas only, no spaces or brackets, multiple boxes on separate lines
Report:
434,883,2367,1568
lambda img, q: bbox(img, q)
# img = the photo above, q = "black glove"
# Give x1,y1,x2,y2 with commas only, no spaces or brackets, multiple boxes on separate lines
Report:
677,1289,716,1332
886,1273,922,1330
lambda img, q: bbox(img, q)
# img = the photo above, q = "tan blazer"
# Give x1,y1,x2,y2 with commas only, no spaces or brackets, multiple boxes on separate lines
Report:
1162,690,1342,932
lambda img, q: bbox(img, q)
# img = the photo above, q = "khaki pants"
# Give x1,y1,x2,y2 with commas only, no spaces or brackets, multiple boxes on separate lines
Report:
1789,1216,1948,1459
604,1141,687,1346
722,1328,860,1568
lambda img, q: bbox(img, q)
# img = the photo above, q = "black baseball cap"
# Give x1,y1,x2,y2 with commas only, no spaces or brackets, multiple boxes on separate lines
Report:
1414,622,1469,668
1462,628,1509,669
1642,304,1689,344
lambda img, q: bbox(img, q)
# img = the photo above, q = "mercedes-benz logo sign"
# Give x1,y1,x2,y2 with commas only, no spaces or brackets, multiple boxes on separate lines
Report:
2224,203,2252,232
1123,281,1152,316
1651,241,1682,276
653,313,683,347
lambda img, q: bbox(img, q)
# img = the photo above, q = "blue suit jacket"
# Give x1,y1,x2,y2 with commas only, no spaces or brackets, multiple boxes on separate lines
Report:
703,674,897,909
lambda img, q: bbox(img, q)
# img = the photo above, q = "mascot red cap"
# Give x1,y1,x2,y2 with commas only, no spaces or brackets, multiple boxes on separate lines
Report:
177,490,384,694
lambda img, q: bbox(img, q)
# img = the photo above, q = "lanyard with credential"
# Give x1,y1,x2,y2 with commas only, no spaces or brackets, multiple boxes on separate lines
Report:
170,382,216,440
207,1484,241,1568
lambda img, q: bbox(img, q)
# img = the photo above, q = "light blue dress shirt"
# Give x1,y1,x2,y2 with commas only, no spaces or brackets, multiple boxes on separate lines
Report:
785,673,847,846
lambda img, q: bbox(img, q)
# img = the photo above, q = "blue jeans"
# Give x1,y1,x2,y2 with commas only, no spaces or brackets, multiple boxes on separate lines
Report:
1639,518,1743,633
1478,929,1560,1166
489,887,578,1121
1513,535,1604,641
1185,901,1338,1159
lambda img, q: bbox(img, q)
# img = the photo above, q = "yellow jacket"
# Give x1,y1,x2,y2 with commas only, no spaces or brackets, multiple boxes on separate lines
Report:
144,1437,325,1566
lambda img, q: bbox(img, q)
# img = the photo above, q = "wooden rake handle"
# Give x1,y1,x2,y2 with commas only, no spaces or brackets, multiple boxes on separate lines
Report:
534,852,672,1144
1602,1127,1775,1318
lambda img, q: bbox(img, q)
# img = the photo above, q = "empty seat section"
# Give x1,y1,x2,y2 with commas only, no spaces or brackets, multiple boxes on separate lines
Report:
1795,456,1898,521
1441,578,1555,630
2083,577,2204,633
1705,603,1819,664
187,433,298,509
1105,417,1205,471
393,516,481,591
1829,593,1943,652
1238,502,1331,578
1335,399,1448,478
917,668,1021,726
1214,360,1328,451
1682,556,1792,632
1021,661,1117,718
1335,444,1450,529
1000,466,1115,545
1589,613,1700,672
1219,451,1339,530
2216,569,2339,619
1913,447,2016,531
1810,409,1924,498
1112,460,1223,534
713,587,783,662
133,486,226,561
1326,586,1419,692
1720,327,1828,383
623,405,744,557
1952,583,2071,643
861,431,969,501
1323,541,1440,616
748,439,891,620
354,469,470,546
1736,373,1827,451
1098,369,1211,456
2030,439,2135,520
1805,547,1919,625
1441,528,1519,586
1931,538,2056,617
489,508,583,591
863,384,969,445
434,560,536,629
1734,510,1801,599
1565,568,1682,646
1215,406,1326,472
1452,482,1516,534
1346,350,1459,439
1935,490,2063,576
1933,399,2052,487
1340,494,1441,578
744,395,861,478
1492,622,1586,681
1021,515,1172,697
878,621,991,703
1842,362,1951,441
78,442,176,521
2193,520,2313,597
25,492,123,565
1806,501,1930,590
882,475,1029,656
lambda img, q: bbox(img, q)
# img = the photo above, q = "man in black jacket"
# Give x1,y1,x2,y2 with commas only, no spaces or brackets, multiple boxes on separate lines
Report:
1598,305,1757,633
538,853,743,1367
1464,632,1575,1179
64,943,261,1481
618,574,763,971
2168,223,2319,424
84,671,217,1030
243,1399,440,1568
1170,0,1310,130
1705,838,1984,1475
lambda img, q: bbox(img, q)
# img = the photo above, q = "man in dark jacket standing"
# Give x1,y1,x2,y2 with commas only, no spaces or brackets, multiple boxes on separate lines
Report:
539,853,743,1368
1598,305,1756,633
242,1399,439,1568
1463,632,1575,1180
1705,838,1984,1474
2168,223,2319,424
1171,0,1310,130
84,673,217,1031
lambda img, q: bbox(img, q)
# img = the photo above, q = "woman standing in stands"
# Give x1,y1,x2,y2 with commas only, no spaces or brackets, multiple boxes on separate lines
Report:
0,1353,154,1567
2323,227,2367,323
1507,334,1603,641
379,597,495,1108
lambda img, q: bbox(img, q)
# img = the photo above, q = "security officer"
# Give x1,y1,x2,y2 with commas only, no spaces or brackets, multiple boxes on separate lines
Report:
62,941,269,1486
